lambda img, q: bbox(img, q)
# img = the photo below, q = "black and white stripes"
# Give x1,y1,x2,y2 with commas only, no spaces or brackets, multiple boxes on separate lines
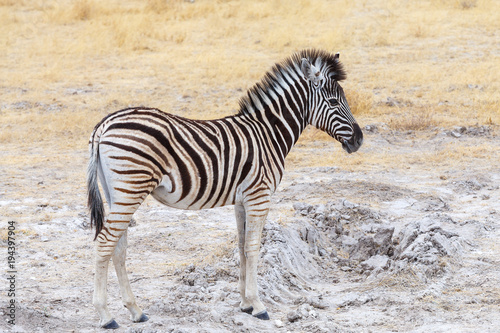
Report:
87,49,363,328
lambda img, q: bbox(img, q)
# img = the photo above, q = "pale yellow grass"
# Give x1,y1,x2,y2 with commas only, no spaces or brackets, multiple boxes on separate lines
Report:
287,127,499,174
0,0,499,169
389,107,436,131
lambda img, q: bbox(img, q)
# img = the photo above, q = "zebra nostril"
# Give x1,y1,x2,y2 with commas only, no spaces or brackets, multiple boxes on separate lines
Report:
352,123,363,147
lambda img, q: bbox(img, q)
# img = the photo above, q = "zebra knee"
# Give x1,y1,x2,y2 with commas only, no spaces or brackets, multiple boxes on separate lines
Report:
95,238,119,260
95,223,128,248
122,300,137,310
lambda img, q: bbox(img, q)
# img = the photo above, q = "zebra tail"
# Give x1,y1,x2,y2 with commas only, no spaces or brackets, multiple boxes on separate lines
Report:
87,133,105,241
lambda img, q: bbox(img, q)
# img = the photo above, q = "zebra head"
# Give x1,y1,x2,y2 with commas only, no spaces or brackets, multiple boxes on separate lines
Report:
301,52,363,154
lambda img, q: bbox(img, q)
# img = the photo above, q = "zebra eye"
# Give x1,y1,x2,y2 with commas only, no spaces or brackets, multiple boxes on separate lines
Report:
328,98,339,106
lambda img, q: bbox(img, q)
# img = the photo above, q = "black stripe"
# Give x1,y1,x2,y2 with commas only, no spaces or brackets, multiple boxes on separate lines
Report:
217,120,242,206
287,84,306,136
101,140,167,175
224,118,250,205
110,168,152,176
108,155,158,174
114,187,151,195
167,121,207,204
174,119,221,207
106,128,170,168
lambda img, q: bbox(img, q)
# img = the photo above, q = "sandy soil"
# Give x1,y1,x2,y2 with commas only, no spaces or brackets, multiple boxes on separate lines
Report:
1,123,499,333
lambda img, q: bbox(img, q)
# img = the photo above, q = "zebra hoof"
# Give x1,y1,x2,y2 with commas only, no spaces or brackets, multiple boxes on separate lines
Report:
135,313,149,323
254,310,270,320
102,319,119,329
241,306,253,314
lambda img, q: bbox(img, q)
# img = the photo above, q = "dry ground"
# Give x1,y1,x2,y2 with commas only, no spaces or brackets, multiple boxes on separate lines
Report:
1,0,499,332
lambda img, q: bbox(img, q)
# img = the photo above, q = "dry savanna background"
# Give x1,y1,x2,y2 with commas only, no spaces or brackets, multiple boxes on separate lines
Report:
1,0,499,332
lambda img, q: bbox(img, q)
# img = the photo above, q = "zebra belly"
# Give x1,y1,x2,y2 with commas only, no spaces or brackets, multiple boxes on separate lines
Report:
150,174,236,210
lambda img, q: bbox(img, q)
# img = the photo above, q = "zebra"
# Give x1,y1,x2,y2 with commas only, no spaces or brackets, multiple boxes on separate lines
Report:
87,49,363,329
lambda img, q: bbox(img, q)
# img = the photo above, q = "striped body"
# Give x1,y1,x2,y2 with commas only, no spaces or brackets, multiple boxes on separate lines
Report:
87,49,363,328
91,106,301,212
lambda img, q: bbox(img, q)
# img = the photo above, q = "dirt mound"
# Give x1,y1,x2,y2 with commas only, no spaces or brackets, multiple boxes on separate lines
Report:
291,199,465,280
259,220,328,305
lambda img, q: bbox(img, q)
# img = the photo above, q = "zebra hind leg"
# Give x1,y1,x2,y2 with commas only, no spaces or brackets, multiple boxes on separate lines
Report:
93,232,119,328
93,245,117,329
93,204,144,329
112,230,149,324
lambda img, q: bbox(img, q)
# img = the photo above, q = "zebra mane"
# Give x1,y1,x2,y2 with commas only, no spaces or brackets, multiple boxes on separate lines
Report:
238,49,346,116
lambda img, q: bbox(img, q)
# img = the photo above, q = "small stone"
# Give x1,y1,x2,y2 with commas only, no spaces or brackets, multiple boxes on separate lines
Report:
374,225,395,254
361,255,389,271
309,296,328,309
275,319,285,328
315,204,326,215
341,235,358,248
287,310,302,322
293,202,313,216
342,200,358,209
349,236,376,261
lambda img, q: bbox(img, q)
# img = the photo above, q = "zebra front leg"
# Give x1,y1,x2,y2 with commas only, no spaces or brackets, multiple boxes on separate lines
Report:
112,230,148,324
243,202,270,320
235,204,252,313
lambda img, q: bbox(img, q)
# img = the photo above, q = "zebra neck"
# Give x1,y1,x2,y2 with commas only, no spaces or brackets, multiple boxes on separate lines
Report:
233,81,309,161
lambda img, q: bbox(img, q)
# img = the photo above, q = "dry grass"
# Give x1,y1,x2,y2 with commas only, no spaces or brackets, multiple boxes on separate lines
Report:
201,234,238,266
389,107,436,131
1,0,499,173
346,87,374,116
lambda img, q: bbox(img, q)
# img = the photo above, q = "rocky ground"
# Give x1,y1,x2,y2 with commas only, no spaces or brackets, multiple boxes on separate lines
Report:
1,125,499,332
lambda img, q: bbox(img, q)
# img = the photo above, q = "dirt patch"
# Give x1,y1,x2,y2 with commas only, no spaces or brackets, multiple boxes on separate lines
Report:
0,128,498,333
1,126,500,333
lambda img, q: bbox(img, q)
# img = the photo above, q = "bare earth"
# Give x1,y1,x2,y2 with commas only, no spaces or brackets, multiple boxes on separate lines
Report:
1,124,499,333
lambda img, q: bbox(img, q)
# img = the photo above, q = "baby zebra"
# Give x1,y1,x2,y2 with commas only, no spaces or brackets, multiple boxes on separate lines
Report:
87,49,363,328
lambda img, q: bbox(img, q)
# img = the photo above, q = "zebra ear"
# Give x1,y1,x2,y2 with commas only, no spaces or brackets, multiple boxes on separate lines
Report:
301,58,323,84
334,52,340,60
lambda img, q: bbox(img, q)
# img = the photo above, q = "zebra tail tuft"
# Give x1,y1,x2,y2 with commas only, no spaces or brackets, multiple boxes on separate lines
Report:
87,138,105,241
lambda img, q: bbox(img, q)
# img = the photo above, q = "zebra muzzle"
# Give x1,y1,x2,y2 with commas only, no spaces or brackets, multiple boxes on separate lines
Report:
341,123,363,154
